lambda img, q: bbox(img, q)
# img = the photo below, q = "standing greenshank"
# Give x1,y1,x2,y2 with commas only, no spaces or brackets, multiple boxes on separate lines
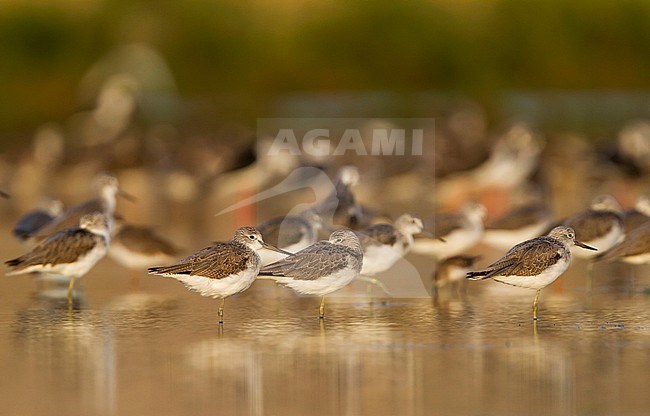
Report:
148,226,288,324
259,229,363,319
6,212,110,303
467,226,596,320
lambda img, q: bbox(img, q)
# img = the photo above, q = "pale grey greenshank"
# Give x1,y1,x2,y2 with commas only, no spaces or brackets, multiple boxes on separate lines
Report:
467,226,596,320
258,229,363,319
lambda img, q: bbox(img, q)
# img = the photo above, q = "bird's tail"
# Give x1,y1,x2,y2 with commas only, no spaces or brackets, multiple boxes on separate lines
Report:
466,270,491,280
5,258,22,267
147,265,188,276
4,258,28,276
256,274,279,280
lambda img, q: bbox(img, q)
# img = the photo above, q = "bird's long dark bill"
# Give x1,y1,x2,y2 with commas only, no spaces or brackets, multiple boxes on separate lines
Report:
261,241,292,255
118,189,137,202
575,240,597,251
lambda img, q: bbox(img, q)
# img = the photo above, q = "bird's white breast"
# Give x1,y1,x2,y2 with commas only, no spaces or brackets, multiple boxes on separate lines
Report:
360,243,404,275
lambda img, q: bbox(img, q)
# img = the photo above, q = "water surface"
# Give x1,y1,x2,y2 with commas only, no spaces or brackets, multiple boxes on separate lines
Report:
0,244,648,416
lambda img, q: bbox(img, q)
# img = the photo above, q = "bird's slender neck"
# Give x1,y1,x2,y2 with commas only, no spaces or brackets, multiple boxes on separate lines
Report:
466,210,483,226
101,187,117,215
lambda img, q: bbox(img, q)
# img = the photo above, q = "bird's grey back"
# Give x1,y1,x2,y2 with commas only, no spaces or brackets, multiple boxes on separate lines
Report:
260,240,362,280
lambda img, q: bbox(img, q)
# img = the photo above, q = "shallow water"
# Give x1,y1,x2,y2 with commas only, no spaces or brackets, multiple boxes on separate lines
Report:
1,238,649,416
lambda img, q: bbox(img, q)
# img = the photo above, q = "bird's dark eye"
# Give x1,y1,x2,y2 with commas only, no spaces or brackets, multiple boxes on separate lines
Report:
249,235,256,240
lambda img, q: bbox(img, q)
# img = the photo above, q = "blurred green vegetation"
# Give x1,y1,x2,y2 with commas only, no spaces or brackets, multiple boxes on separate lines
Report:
1,0,650,136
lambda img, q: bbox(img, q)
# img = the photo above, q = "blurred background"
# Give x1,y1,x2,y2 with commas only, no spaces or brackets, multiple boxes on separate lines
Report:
2,0,650,135
1,0,650,238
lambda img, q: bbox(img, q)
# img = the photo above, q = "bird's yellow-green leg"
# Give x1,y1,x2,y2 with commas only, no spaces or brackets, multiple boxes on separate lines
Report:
533,289,541,321
67,277,76,305
218,298,225,325
357,275,392,297
319,296,326,319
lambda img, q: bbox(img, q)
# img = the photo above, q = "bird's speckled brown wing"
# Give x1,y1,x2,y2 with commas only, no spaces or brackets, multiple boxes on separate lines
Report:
468,237,563,278
148,241,256,279
6,228,102,269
